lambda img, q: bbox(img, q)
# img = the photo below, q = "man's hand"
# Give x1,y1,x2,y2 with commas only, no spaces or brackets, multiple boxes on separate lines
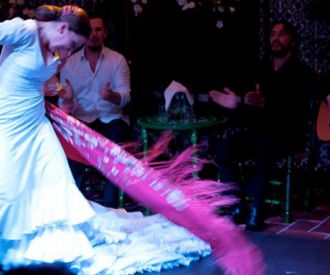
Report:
58,79,74,100
100,82,121,105
44,75,62,97
244,84,265,107
44,75,74,101
209,87,239,109
57,78,75,114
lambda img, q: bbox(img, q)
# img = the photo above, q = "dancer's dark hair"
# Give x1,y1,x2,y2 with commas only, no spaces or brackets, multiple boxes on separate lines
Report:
36,5,90,38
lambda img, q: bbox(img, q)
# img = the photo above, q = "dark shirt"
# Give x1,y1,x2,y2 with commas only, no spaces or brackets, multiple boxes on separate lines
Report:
258,57,314,153
221,56,314,154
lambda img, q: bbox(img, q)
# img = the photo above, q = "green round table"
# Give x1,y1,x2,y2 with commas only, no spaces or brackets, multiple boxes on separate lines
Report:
137,115,227,152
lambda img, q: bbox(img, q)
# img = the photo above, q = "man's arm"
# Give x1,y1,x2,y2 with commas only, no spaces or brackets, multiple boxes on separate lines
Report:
209,85,265,109
100,57,131,107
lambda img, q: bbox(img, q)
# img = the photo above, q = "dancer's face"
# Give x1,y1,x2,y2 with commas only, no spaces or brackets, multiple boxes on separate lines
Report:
47,22,87,59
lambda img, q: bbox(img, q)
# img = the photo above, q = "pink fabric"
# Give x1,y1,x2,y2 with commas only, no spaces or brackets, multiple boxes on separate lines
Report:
46,102,264,275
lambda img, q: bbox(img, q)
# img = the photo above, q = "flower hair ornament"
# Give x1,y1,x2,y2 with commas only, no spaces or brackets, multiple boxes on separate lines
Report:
62,5,78,16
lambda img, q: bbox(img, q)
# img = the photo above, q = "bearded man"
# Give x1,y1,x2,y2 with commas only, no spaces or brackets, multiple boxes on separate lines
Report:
208,21,315,231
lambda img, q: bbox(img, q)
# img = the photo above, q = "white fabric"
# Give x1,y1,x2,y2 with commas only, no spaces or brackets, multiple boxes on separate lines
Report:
164,80,194,110
0,18,211,274
59,46,131,124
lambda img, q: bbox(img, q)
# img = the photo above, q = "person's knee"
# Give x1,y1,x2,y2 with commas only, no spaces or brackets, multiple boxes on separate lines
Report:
105,119,130,143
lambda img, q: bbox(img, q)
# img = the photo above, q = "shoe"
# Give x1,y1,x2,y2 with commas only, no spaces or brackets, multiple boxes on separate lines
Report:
216,204,246,224
230,205,247,224
245,205,265,231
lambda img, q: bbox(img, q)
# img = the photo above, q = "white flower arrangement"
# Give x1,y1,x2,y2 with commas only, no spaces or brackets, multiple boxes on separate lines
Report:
130,0,148,16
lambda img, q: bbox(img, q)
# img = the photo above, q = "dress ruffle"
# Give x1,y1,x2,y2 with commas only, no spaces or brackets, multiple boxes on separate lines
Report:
1,202,211,274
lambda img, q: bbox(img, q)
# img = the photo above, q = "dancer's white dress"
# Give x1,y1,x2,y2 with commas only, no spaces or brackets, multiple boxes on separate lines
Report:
0,18,210,274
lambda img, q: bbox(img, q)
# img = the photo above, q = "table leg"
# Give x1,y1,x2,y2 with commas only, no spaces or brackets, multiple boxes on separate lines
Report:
118,190,125,208
141,127,151,216
190,130,198,147
190,130,199,178
142,127,148,157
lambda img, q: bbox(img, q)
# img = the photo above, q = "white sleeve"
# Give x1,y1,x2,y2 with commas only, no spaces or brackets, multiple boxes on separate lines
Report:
113,56,131,108
0,17,32,46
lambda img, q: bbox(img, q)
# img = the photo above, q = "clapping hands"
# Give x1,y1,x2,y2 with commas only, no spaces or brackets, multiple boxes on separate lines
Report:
44,75,73,100
100,82,121,105
209,87,239,109
58,78,74,100
208,84,265,109
244,84,265,107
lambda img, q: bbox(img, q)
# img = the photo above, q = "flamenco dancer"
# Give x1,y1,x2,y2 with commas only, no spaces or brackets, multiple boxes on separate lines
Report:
0,5,264,275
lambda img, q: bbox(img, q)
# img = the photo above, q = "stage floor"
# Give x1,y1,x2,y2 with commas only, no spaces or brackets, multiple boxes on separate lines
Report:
1,227,329,275
150,232,330,275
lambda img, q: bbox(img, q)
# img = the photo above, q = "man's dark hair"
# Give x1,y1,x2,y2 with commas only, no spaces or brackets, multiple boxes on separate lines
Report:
272,20,298,42
88,11,108,29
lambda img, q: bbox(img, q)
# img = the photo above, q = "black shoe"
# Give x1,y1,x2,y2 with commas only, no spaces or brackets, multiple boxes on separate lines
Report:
230,205,247,224
245,205,265,231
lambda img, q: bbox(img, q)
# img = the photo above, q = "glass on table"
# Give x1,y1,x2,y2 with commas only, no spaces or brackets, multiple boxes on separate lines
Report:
158,105,169,123
183,105,196,123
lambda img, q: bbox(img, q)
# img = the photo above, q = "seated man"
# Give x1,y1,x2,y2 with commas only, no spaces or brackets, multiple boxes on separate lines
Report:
59,14,131,208
209,21,315,231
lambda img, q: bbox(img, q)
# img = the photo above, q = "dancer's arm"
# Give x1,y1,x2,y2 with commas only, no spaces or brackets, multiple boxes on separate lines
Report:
0,18,31,45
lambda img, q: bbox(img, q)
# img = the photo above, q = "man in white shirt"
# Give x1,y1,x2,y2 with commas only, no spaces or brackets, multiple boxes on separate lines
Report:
59,15,131,208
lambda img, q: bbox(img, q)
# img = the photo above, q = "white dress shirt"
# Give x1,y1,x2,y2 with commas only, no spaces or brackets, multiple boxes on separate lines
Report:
59,46,131,124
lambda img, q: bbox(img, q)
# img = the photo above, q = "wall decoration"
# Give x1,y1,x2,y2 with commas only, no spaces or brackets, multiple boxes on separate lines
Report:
129,0,148,16
260,0,330,74
128,0,241,30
